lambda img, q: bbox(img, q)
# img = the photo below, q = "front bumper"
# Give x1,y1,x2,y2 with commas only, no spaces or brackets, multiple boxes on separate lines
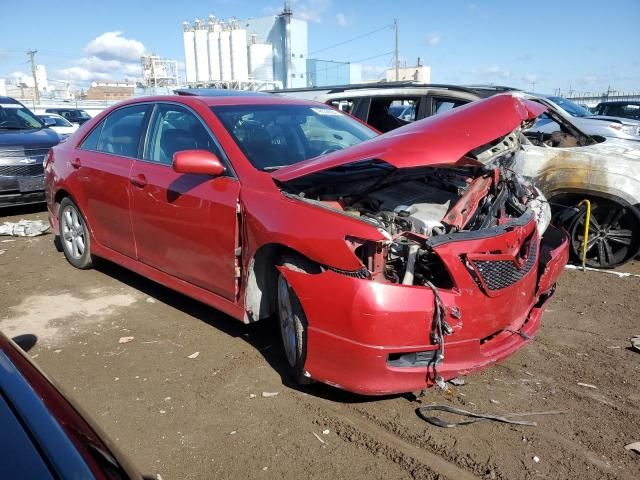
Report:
280,224,569,395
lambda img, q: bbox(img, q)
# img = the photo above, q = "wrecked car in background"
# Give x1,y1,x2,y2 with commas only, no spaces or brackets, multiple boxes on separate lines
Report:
45,92,567,395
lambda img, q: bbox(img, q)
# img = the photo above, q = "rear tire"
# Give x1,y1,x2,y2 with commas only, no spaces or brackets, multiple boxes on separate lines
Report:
568,199,640,268
58,197,94,270
276,254,317,386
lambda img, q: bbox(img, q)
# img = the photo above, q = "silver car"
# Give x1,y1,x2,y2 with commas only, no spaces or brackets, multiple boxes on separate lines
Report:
529,94,640,142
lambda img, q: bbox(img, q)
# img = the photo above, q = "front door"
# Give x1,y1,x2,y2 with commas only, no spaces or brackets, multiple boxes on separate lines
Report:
75,104,150,258
129,103,240,300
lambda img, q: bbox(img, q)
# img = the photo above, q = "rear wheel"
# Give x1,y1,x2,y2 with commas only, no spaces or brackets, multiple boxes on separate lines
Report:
569,200,640,268
276,254,317,385
58,197,94,269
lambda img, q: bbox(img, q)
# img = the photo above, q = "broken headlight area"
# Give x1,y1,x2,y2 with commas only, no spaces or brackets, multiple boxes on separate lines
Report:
282,161,547,288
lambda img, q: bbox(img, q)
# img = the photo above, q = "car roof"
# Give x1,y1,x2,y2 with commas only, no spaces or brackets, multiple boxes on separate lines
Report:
596,100,640,105
115,94,325,108
0,96,20,104
175,88,270,97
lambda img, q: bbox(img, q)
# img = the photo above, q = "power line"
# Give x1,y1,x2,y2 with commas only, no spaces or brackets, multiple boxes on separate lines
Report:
308,24,393,56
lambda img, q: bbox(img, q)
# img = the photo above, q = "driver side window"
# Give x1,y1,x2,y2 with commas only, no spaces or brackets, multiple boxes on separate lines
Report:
144,104,222,166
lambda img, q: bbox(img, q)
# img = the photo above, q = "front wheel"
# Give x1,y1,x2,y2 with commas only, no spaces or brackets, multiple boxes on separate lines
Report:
58,197,94,269
276,255,315,385
568,200,640,268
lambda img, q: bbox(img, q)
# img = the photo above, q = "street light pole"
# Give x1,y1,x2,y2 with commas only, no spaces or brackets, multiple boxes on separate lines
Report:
394,18,399,81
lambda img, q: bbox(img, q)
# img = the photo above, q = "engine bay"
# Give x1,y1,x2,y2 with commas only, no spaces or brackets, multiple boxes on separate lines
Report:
279,160,544,287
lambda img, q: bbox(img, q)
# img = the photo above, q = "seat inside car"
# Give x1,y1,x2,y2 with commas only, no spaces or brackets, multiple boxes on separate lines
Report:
159,128,198,164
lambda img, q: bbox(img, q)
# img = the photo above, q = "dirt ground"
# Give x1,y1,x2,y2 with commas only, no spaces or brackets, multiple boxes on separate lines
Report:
1,204,639,480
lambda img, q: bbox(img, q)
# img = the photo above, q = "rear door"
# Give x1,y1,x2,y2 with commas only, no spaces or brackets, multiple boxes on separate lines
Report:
129,102,240,300
74,104,150,258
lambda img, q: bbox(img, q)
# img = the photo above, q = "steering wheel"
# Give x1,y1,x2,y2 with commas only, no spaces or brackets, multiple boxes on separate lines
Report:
319,146,342,155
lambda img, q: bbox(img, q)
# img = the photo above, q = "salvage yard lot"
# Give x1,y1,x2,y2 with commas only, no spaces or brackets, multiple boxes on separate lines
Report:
1,205,639,480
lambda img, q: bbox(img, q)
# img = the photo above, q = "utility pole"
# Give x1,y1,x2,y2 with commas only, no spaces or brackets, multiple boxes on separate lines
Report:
394,18,399,81
530,80,536,92
27,50,40,103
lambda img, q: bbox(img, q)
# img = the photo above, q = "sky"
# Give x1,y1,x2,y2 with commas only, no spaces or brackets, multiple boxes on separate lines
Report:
0,0,638,94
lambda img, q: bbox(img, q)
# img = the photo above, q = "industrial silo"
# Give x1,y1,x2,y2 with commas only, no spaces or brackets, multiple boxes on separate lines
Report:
249,35,274,82
229,19,249,81
194,19,210,82
182,22,197,84
207,15,221,82
219,23,232,81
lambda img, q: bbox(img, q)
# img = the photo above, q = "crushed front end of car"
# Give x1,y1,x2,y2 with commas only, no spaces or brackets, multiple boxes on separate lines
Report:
273,95,569,394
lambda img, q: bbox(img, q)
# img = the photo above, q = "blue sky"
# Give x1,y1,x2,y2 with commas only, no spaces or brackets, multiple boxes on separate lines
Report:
1,0,638,93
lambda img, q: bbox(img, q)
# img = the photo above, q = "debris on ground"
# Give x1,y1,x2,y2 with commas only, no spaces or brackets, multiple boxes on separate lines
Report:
322,429,330,435
624,442,640,454
631,336,640,353
533,455,540,463
261,391,279,398
577,382,598,389
118,336,135,344
490,399,500,404
449,377,465,386
312,432,326,444
416,404,569,428
565,264,640,278
187,352,200,359
0,220,50,237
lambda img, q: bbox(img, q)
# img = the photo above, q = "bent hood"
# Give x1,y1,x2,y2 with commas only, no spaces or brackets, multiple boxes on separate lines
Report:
273,94,546,182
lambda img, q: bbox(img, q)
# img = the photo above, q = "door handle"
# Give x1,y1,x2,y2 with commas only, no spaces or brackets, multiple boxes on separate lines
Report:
130,174,147,188
70,157,81,169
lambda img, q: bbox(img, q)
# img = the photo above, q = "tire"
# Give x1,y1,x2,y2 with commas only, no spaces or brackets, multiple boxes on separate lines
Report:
276,254,318,386
568,199,640,268
58,197,94,269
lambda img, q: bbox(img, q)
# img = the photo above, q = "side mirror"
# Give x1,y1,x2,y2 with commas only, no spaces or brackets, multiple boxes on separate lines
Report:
42,117,56,127
173,149,225,176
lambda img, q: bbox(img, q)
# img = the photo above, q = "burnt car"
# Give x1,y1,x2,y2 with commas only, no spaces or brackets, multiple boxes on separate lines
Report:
0,332,145,479
45,92,568,395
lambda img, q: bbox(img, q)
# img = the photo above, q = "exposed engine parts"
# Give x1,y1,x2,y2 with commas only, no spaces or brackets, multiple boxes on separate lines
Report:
282,161,545,288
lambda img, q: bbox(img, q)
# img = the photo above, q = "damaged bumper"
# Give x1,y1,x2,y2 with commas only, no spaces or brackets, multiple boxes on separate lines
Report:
280,223,569,395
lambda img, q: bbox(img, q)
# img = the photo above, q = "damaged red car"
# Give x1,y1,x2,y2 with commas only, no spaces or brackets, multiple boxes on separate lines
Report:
45,92,568,395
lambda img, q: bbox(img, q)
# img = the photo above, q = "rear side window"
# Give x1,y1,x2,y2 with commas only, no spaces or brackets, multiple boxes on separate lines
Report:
432,97,468,115
95,105,148,158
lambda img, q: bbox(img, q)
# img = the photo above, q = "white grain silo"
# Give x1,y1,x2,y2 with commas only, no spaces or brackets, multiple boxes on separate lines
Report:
249,35,274,82
182,22,197,84
219,22,232,81
194,19,210,82
207,15,221,81
229,19,249,81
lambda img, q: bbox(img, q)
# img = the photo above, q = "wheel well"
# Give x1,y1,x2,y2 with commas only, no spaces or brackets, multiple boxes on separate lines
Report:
244,244,318,323
548,191,640,226
54,189,71,213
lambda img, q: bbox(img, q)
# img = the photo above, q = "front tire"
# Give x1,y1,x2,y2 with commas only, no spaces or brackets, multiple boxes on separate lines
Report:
58,197,94,269
276,254,316,386
568,200,640,268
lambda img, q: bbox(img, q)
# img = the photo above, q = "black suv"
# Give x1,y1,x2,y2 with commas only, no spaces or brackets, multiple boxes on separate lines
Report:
592,101,640,121
44,107,92,125
0,96,60,207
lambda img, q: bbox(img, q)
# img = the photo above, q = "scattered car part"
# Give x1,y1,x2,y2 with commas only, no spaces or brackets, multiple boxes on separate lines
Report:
416,404,569,428
631,336,640,353
0,219,50,236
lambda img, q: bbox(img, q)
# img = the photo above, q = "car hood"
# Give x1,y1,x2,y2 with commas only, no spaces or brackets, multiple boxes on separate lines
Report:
0,127,60,150
273,94,545,182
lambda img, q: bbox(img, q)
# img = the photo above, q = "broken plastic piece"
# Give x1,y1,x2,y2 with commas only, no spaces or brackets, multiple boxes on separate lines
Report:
0,220,50,237
631,336,640,353
416,404,569,428
625,442,640,455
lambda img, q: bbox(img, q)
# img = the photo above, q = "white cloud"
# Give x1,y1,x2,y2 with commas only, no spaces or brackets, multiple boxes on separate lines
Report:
53,31,145,83
294,0,332,23
85,31,145,62
361,64,386,81
522,73,539,83
336,13,349,27
425,33,440,46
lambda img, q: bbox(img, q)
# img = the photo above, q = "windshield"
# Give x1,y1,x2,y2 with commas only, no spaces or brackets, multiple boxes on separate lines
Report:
212,104,377,171
65,110,90,119
0,102,43,130
547,96,592,117
40,115,73,127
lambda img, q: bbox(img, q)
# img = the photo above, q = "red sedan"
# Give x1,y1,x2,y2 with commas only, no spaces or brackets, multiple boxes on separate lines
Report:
45,91,568,395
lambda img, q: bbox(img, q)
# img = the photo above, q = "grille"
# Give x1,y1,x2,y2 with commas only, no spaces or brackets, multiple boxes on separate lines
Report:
0,148,48,177
0,163,44,177
472,237,538,291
